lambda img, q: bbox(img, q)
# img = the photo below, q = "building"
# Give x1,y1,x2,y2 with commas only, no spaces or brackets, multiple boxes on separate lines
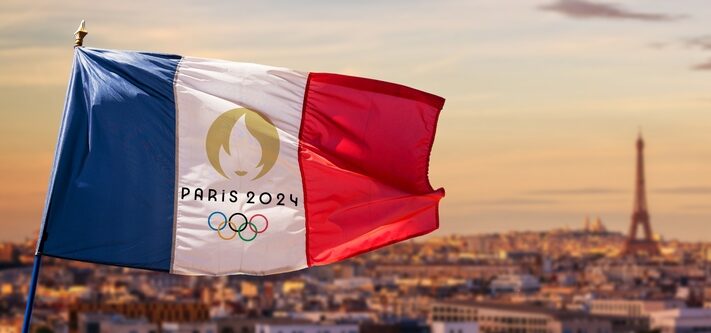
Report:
587,299,686,333
360,321,430,333
588,299,685,318
375,264,520,280
431,301,612,333
0,244,16,263
215,316,313,333
288,312,376,323
77,314,158,333
254,322,359,333
162,322,217,333
69,302,209,333
0,316,21,333
650,309,711,333
430,321,478,333
583,217,607,234
490,274,540,294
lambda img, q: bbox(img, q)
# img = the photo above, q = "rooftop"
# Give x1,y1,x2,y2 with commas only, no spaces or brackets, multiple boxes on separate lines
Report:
436,301,607,321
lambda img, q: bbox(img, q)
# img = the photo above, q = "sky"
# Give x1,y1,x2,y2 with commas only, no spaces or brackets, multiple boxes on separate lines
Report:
0,0,710,242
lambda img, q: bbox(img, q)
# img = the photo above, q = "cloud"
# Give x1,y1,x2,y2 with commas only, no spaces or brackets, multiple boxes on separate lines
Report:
684,35,711,50
683,36,711,71
692,60,711,71
526,187,624,196
539,0,683,22
654,186,711,194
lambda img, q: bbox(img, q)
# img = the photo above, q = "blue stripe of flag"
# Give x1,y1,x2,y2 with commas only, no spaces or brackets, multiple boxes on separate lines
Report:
39,48,181,271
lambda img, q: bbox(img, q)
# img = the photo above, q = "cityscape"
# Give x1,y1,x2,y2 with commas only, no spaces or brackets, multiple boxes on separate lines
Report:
2,1,711,333
1,135,710,333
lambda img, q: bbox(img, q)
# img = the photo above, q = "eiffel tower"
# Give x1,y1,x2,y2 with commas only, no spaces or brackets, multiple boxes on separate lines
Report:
621,133,661,257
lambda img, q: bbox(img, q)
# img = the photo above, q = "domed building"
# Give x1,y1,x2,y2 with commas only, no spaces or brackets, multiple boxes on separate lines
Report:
583,216,607,234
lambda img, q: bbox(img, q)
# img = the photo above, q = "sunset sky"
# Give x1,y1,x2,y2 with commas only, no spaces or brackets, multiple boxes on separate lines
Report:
1,0,710,242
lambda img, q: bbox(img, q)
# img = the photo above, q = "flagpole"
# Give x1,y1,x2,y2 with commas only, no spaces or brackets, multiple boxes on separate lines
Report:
21,255,42,333
21,20,88,333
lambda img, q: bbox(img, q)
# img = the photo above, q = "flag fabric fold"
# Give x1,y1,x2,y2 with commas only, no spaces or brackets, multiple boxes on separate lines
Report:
37,47,445,276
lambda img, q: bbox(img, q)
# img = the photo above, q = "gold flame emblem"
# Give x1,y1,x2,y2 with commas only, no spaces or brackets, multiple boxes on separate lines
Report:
205,108,279,180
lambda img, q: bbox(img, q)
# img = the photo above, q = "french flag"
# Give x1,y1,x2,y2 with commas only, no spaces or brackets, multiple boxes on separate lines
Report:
37,48,445,275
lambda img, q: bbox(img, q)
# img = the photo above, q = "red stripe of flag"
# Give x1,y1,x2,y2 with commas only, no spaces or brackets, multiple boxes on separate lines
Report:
299,72,445,266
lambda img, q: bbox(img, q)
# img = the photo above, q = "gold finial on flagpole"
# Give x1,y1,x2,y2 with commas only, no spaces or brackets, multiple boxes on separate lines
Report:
74,20,88,48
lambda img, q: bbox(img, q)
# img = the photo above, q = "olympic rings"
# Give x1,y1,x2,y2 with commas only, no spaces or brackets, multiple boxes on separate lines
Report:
249,214,269,233
207,211,269,242
207,212,227,231
227,213,249,233
216,221,237,240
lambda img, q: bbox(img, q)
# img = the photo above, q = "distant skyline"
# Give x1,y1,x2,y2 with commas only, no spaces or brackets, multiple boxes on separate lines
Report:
1,0,710,242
